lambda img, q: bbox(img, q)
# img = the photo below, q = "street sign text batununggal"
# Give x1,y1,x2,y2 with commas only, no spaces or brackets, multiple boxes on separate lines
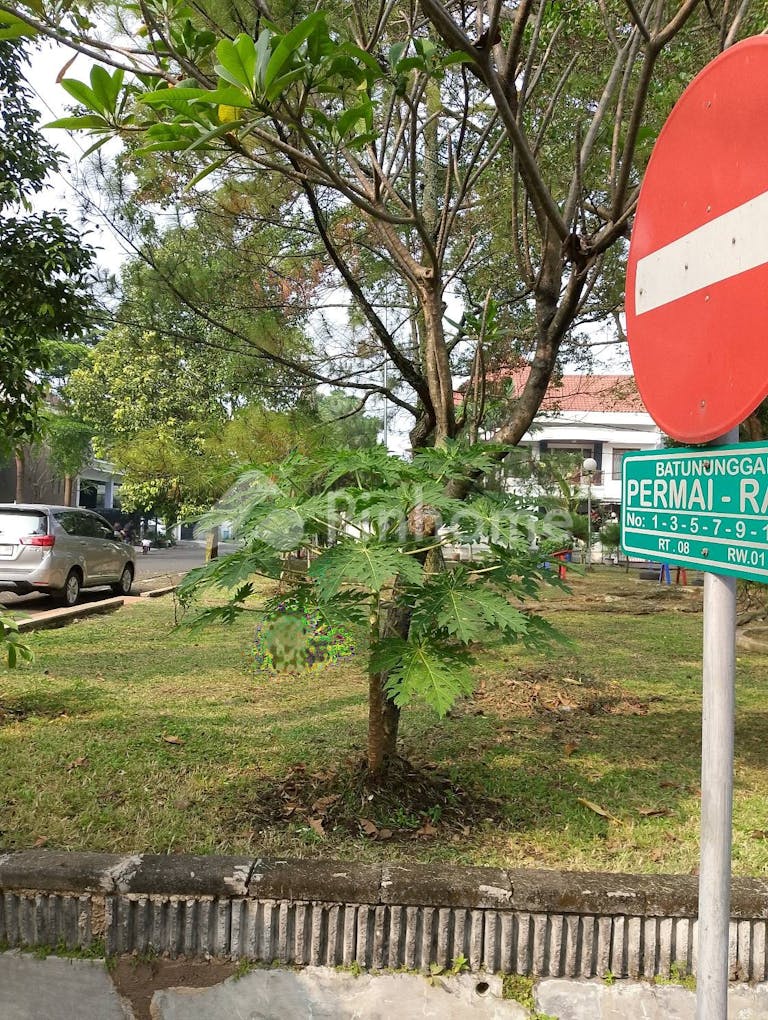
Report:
621,442,768,583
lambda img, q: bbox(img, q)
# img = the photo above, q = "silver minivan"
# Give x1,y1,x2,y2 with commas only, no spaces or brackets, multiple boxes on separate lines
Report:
0,504,135,606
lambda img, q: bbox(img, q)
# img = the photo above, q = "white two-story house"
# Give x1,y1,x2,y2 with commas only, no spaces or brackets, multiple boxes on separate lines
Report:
487,369,664,509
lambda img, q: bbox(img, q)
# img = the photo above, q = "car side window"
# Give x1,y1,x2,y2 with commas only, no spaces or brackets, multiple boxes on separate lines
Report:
95,518,114,539
54,512,79,536
74,513,99,538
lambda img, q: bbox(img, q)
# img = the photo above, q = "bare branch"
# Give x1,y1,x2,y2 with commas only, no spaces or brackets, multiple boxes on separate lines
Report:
300,182,433,415
421,0,569,241
0,5,173,78
563,31,636,227
623,0,651,42
532,53,578,156
724,0,751,48
657,0,702,49
503,0,533,87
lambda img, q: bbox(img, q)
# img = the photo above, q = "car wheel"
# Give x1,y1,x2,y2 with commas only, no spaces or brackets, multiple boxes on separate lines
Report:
58,570,81,607
111,565,133,596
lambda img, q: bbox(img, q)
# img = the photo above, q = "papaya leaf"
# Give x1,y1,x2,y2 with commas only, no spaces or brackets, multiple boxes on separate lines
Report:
309,542,422,598
177,543,282,604
409,567,531,644
372,638,474,716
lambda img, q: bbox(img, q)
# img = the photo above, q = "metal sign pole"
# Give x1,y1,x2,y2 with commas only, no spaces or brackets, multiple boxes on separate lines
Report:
696,426,738,1020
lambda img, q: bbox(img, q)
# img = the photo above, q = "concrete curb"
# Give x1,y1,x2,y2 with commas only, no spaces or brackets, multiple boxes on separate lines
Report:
15,598,125,632
2,851,768,979
139,585,177,598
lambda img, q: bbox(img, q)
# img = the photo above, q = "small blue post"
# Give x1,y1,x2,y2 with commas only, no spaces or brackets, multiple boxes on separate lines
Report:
659,563,671,585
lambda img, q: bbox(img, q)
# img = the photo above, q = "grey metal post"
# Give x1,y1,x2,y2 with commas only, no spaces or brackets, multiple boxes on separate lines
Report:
696,426,738,1020
582,457,597,569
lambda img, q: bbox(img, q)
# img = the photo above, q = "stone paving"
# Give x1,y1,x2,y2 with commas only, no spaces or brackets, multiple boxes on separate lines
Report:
152,970,526,1020
0,952,131,1020
4,953,768,1020
535,977,768,1019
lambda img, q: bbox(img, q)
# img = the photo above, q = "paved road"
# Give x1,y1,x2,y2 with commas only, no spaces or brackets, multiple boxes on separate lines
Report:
0,542,239,615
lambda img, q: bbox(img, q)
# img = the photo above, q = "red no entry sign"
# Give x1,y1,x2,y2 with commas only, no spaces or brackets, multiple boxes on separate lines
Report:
626,37,768,443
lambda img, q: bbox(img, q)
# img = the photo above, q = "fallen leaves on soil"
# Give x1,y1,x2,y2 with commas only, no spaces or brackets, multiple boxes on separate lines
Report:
239,756,501,842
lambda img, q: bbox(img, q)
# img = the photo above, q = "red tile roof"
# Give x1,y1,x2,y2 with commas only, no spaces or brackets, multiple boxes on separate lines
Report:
459,368,646,413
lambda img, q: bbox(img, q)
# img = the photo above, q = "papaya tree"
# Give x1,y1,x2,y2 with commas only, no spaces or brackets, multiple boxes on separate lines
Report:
179,443,568,773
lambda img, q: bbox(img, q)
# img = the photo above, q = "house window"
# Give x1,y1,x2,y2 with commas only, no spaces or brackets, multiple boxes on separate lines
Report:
547,444,594,459
612,448,637,479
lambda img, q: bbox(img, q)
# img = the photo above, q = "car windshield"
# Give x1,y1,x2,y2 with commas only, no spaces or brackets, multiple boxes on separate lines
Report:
0,511,47,541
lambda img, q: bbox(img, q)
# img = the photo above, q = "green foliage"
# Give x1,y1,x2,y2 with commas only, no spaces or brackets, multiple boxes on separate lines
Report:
0,41,93,453
317,391,380,450
569,513,590,545
655,962,696,991
372,638,474,717
66,326,230,447
600,521,621,554
179,444,566,721
110,189,316,412
310,543,423,599
0,612,33,669
20,0,749,466
64,326,296,521
502,974,535,1007
44,411,92,479
410,568,532,645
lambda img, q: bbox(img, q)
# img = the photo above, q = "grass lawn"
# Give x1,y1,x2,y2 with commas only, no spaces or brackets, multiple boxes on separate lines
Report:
2,569,768,875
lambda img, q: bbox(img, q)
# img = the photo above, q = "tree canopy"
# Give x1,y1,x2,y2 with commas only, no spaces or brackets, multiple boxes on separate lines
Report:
3,1,757,453
0,40,94,454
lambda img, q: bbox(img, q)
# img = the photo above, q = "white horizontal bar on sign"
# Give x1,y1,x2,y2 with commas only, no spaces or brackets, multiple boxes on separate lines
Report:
635,189,768,315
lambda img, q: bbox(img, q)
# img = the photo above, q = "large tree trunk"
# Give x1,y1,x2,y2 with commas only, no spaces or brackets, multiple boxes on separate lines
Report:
63,474,73,506
205,526,219,562
14,453,24,502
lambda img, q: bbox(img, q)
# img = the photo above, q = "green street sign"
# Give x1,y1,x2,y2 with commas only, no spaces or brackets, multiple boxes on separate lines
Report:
621,442,768,583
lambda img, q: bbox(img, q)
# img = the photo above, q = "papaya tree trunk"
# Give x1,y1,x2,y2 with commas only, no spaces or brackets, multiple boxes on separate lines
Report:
366,595,410,775
367,670,401,774
63,474,73,506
